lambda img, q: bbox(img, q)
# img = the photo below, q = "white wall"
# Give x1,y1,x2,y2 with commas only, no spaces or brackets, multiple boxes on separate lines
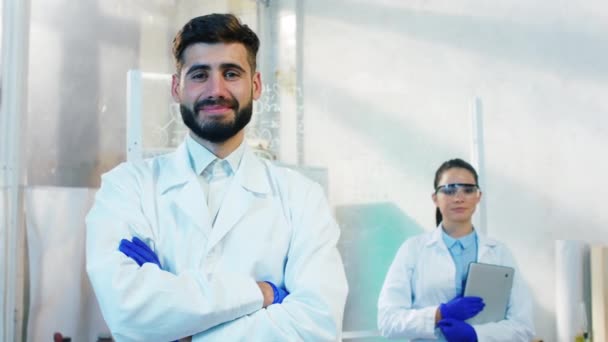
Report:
298,1,608,340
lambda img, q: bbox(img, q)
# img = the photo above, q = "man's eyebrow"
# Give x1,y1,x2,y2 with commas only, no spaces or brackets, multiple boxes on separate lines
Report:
185,64,210,76
220,63,246,73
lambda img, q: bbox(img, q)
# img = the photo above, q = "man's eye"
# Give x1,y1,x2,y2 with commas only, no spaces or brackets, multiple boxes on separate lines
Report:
225,70,240,79
192,73,207,80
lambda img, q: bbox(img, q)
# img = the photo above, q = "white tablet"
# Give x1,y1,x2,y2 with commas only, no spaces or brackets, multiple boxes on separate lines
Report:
463,262,514,324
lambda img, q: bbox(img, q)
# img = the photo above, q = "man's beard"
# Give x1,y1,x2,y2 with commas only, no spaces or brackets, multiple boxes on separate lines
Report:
180,96,253,143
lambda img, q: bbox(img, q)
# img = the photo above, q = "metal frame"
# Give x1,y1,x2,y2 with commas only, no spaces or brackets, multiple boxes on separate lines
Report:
126,70,176,161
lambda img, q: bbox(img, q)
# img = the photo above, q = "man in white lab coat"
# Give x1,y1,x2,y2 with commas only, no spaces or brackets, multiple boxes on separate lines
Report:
86,13,348,341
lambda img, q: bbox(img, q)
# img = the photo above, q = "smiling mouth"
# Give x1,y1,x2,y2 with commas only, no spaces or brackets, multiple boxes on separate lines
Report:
199,105,232,115
195,97,237,114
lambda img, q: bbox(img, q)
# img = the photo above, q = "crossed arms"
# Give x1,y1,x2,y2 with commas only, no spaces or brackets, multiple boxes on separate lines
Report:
86,166,348,341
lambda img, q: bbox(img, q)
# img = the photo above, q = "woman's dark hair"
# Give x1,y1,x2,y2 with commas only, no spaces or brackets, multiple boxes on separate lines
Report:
433,158,479,226
172,13,260,73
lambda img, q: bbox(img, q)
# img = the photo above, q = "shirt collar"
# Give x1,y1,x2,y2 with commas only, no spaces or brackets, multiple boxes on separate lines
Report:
185,133,245,176
222,139,245,174
441,225,477,249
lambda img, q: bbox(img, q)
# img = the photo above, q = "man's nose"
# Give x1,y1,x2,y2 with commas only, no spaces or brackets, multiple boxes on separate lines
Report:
205,74,228,98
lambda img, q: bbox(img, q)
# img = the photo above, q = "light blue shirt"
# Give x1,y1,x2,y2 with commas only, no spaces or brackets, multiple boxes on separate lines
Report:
441,227,478,295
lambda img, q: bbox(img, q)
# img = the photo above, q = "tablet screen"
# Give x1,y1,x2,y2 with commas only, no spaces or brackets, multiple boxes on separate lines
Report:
463,262,514,324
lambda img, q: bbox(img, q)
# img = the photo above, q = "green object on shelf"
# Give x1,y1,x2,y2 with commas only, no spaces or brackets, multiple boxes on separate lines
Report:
336,202,425,339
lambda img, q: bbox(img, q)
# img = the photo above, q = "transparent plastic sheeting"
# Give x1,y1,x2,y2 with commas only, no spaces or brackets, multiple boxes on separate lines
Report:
25,187,109,342
554,240,590,342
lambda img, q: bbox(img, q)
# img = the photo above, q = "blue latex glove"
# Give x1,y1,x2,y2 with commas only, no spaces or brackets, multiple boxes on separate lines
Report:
118,236,162,269
439,296,484,321
438,318,478,342
264,281,289,304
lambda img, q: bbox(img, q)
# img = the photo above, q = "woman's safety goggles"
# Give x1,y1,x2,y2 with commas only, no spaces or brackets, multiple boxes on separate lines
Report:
435,183,480,196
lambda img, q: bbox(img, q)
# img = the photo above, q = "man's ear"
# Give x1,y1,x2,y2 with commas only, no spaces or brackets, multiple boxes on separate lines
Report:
252,71,262,100
171,73,181,103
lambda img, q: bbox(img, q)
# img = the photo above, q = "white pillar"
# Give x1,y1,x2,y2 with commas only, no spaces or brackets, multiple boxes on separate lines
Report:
470,97,487,234
1,0,30,340
555,240,589,342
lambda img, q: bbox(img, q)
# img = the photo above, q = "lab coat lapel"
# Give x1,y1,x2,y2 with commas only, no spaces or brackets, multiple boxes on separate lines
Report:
206,146,271,251
173,179,212,233
158,142,212,234
428,227,455,266
426,227,458,300
476,232,498,262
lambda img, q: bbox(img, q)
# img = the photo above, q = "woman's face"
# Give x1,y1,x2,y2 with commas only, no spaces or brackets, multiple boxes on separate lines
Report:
432,167,481,226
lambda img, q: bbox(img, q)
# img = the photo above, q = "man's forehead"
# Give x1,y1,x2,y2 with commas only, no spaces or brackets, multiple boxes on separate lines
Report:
181,42,249,68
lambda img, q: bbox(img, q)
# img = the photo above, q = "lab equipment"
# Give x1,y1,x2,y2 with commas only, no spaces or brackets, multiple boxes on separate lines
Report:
435,183,480,196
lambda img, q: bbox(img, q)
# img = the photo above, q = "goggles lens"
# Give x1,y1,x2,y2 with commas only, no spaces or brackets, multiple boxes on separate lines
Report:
436,183,479,196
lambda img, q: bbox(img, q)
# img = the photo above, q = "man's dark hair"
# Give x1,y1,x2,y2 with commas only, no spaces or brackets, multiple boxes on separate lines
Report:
172,13,260,73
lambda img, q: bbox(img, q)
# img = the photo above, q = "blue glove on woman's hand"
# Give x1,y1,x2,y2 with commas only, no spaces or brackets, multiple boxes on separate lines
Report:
118,236,162,269
264,281,289,304
438,318,478,342
439,296,484,321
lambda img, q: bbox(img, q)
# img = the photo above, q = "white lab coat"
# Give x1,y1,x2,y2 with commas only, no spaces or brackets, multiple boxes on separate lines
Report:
86,141,348,342
377,228,534,341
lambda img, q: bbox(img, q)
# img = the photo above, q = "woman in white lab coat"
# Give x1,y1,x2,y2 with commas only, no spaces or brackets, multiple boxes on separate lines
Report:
377,158,535,341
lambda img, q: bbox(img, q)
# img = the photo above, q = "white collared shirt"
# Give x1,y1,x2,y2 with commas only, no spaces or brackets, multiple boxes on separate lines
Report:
185,134,245,226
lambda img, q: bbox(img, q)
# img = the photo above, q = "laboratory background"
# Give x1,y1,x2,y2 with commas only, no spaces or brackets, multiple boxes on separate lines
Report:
1,0,608,341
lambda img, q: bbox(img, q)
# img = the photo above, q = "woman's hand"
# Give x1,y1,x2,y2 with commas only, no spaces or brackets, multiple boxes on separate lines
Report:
438,296,484,321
